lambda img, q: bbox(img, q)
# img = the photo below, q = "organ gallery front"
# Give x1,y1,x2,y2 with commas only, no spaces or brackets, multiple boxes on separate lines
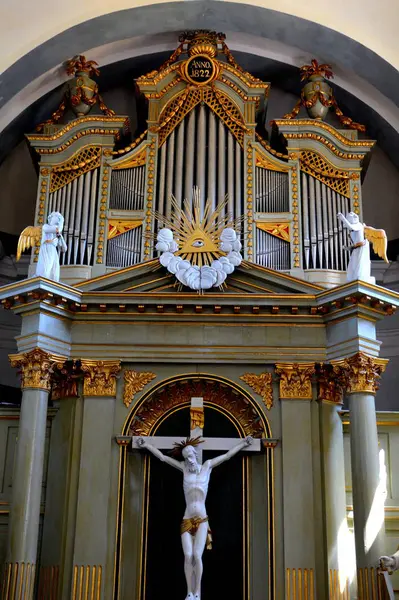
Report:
0,31,398,600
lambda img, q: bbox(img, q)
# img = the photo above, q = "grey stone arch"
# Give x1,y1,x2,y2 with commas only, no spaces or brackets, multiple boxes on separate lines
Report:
116,372,275,600
2,1,399,169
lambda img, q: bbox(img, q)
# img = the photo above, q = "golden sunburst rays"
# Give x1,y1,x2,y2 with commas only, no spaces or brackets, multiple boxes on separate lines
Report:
151,187,244,267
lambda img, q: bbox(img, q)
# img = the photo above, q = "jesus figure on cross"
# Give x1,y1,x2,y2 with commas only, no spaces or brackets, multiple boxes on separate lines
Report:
136,432,253,600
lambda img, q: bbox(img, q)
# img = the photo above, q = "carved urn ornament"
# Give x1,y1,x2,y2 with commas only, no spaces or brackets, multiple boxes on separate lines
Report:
283,59,366,132
35,54,115,132
300,59,334,120
65,55,101,117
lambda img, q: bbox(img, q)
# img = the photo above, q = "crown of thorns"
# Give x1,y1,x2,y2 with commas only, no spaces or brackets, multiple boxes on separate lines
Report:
170,436,204,457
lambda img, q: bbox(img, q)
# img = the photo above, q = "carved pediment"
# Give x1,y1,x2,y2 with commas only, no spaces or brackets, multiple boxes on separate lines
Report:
77,260,323,295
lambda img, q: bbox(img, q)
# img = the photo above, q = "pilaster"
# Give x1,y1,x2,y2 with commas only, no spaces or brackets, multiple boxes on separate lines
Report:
71,360,121,600
275,363,316,599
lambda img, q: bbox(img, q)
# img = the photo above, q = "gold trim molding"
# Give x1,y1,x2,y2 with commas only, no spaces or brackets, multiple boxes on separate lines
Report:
331,352,388,395
9,349,67,392
81,360,121,397
275,363,315,399
240,372,274,410
123,370,156,408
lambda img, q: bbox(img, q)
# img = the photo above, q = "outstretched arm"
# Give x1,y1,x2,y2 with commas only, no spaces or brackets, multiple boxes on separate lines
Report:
57,234,67,253
206,436,253,469
136,437,183,471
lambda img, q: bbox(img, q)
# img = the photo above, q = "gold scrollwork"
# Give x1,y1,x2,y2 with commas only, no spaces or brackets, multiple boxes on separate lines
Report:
81,360,121,397
240,372,274,410
331,352,388,395
129,379,265,438
275,363,315,399
9,349,67,392
123,370,157,408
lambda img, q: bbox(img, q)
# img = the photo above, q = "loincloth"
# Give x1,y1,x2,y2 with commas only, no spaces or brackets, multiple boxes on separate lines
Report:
181,516,212,550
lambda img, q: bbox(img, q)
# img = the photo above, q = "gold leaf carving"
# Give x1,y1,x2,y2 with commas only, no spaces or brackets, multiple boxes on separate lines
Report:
123,370,156,408
240,372,273,410
129,379,265,438
275,363,315,399
9,349,67,391
81,360,121,397
316,363,344,404
331,352,388,395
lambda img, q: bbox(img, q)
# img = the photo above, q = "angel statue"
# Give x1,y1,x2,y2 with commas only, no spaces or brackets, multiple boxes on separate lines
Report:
337,212,388,283
17,212,67,282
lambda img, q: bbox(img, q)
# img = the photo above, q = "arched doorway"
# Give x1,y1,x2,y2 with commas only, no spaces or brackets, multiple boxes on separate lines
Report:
114,374,275,600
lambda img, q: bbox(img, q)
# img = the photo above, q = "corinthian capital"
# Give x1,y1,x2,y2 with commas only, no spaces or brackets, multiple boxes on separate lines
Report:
275,363,315,399
316,363,345,404
81,360,121,397
331,352,388,395
9,348,66,391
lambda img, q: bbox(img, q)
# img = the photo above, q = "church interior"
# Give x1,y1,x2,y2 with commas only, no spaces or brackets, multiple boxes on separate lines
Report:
1,2,399,599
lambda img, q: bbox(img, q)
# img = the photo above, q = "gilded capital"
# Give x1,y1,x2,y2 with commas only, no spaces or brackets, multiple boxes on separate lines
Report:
123,370,156,407
51,360,83,400
240,372,274,409
9,348,66,391
316,363,344,404
81,360,121,397
331,352,388,395
275,363,315,399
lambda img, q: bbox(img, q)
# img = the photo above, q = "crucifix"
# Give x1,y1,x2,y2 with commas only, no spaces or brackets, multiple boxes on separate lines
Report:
132,396,262,600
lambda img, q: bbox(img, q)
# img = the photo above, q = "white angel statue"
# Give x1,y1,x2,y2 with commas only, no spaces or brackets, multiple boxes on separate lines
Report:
337,212,388,283
17,212,67,282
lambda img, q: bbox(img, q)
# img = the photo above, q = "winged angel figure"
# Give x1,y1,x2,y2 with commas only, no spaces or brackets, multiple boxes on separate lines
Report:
337,212,388,282
17,212,67,282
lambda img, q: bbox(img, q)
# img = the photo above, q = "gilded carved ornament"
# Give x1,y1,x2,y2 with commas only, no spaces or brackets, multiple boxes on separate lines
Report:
275,363,315,399
81,360,121,397
9,349,67,392
239,372,274,410
123,370,157,408
316,363,344,405
129,380,265,438
331,352,388,395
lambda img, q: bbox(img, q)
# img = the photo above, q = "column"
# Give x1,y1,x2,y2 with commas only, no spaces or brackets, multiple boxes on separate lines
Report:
317,365,354,599
276,363,316,600
333,353,388,596
2,349,64,600
70,360,120,600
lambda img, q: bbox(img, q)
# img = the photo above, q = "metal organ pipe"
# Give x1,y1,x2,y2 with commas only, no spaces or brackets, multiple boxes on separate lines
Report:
165,130,175,219
315,179,324,268
227,133,234,217
218,120,225,212
235,141,241,227
308,176,317,268
301,172,310,270
184,110,196,203
196,105,206,211
208,111,216,210
175,121,185,206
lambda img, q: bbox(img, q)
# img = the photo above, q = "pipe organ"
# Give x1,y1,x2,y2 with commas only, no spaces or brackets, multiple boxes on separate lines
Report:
27,32,374,287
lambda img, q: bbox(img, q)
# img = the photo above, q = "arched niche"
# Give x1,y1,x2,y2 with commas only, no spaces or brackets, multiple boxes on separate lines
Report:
114,374,275,600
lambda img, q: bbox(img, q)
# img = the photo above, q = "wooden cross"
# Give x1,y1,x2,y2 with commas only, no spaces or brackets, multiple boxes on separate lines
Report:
132,396,262,461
